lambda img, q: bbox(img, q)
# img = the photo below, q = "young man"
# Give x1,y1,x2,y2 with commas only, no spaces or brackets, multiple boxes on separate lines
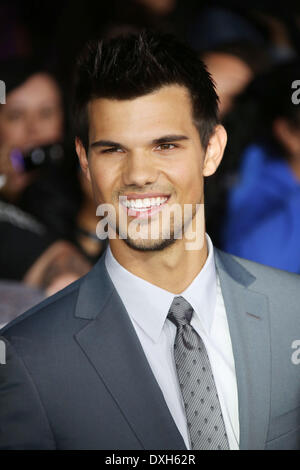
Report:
0,31,299,450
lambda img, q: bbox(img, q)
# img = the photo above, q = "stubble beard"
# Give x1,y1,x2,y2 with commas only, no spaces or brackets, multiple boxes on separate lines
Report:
114,203,198,252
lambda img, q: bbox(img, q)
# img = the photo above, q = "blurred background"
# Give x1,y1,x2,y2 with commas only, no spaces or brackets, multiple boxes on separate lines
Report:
1,0,300,325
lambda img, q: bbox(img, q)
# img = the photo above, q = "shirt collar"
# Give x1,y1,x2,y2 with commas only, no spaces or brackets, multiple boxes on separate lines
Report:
105,233,217,343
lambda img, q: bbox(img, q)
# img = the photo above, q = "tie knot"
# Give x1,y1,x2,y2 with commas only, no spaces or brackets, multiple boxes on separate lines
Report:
167,296,194,327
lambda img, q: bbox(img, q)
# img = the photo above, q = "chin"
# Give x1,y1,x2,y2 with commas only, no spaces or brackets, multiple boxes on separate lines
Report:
122,236,177,252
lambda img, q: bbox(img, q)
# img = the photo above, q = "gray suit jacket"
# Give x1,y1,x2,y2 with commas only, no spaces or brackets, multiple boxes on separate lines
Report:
0,248,299,450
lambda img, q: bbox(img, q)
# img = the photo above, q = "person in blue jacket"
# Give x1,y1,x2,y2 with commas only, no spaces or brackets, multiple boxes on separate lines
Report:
221,61,300,273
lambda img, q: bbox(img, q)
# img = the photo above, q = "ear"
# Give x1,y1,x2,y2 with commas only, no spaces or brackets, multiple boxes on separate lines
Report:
203,125,227,177
75,137,91,182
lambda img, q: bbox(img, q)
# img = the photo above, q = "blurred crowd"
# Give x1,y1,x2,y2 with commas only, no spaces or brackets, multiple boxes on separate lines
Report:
1,0,300,325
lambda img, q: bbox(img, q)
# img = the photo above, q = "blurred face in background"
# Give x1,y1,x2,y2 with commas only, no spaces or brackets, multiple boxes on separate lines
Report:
0,72,63,151
203,52,253,117
0,73,63,199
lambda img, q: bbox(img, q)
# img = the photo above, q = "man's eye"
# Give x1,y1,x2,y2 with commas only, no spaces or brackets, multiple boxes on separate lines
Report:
156,143,177,151
102,147,124,154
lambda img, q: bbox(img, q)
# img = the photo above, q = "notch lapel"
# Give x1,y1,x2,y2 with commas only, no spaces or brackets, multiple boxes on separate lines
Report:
74,255,186,450
214,249,271,450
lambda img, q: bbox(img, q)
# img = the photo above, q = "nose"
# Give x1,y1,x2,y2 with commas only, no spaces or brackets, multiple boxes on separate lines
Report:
24,114,44,146
122,150,158,187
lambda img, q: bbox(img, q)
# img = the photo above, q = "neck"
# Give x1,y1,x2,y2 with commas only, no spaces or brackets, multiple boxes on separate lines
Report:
109,206,208,293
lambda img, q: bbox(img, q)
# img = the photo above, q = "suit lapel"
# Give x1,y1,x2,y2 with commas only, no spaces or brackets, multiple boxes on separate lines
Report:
74,254,186,450
214,249,271,450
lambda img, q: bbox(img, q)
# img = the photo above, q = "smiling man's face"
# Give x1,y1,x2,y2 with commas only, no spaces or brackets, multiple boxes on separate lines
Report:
76,84,225,251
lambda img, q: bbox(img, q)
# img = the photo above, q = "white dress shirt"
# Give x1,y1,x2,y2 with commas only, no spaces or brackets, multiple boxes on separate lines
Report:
105,233,240,450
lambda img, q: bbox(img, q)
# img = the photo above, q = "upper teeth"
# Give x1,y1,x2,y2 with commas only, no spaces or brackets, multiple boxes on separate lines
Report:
122,197,168,209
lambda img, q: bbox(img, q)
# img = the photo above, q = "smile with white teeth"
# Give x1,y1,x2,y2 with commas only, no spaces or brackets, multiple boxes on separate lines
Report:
121,196,168,211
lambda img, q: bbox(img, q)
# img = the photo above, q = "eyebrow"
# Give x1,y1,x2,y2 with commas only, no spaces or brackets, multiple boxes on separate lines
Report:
90,134,189,150
151,134,189,145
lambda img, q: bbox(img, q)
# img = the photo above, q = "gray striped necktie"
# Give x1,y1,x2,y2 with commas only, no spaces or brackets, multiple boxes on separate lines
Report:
167,295,229,450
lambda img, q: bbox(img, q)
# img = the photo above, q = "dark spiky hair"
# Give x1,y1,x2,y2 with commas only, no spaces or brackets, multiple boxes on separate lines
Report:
73,30,219,152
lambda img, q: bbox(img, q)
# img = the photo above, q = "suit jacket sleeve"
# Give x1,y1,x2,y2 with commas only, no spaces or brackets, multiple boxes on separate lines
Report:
0,336,56,449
